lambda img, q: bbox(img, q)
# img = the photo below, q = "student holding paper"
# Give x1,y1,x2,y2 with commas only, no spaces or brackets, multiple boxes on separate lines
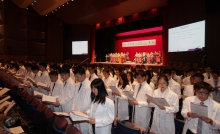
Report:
102,68,116,88
147,74,179,134
38,62,51,95
128,70,153,129
127,71,138,87
30,65,41,96
88,64,98,82
71,66,91,133
84,78,114,134
47,71,63,112
181,81,220,134
113,73,132,121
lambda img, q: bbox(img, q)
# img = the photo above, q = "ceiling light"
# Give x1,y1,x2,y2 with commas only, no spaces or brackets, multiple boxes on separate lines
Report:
31,3,34,5
55,9,57,11
45,15,47,16
67,2,69,4
26,8,28,10
62,5,64,6
71,0,73,1
52,11,54,13
34,0,36,2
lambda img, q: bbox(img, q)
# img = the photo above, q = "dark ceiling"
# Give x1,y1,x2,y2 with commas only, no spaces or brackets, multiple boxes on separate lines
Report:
52,0,168,25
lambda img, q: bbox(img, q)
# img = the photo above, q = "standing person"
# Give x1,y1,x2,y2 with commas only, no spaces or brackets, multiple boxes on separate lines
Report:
163,69,181,99
147,75,179,134
113,73,132,121
128,70,153,129
88,64,98,82
203,65,213,83
71,66,91,134
38,62,51,95
181,81,220,134
170,68,182,85
48,71,63,112
145,70,155,90
207,70,220,103
52,67,75,118
84,78,115,134
102,68,116,88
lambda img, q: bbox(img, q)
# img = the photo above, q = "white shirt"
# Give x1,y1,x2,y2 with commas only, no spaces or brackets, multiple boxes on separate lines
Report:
102,76,116,88
207,78,220,103
183,85,194,97
38,70,51,95
172,74,182,86
182,76,191,87
168,78,181,99
181,96,220,134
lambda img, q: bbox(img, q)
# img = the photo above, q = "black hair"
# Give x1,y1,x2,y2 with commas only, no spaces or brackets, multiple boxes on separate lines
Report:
49,71,58,76
88,64,96,70
73,66,85,75
50,64,58,71
127,71,134,83
39,62,47,68
136,70,146,77
14,64,20,71
135,65,141,69
205,65,213,69
98,63,103,68
118,73,129,89
59,67,70,74
31,64,39,71
145,70,152,84
194,81,212,93
157,74,169,86
212,70,220,75
188,68,195,73
163,68,171,75
170,68,176,72
109,68,115,77
90,78,108,104
103,68,110,74
24,63,32,68
193,73,205,81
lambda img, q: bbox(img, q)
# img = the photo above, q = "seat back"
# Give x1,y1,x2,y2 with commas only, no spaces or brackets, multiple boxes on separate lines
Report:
54,116,68,131
65,124,82,134
175,119,184,134
36,103,47,112
52,122,67,134
117,121,140,134
31,99,40,107
44,108,55,120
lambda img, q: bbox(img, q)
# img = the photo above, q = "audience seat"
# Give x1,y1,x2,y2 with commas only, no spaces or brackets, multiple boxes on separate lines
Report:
116,120,141,134
65,124,82,134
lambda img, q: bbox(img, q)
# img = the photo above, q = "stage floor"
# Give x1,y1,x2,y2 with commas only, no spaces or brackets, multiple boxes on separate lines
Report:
94,62,165,67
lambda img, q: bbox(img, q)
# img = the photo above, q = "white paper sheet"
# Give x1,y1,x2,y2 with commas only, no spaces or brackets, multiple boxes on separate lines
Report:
109,86,120,93
69,111,90,121
54,112,69,116
0,88,10,96
37,82,48,88
9,126,24,134
123,91,136,101
33,91,43,96
42,94,56,103
146,94,170,107
190,102,208,117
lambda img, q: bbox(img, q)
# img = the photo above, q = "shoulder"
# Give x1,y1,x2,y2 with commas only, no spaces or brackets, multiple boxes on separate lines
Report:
106,97,114,106
184,96,196,103
57,79,63,85
168,89,178,98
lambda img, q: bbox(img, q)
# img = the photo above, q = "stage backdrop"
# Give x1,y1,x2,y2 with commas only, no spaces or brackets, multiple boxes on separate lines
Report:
115,26,163,61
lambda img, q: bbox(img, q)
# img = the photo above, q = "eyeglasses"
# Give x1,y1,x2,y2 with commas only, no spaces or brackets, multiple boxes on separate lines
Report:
196,91,209,96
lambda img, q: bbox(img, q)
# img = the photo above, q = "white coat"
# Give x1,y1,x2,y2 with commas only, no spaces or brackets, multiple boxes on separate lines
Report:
60,77,75,113
203,73,213,83
24,71,35,95
172,74,182,86
181,96,220,134
150,88,179,134
169,78,181,99
182,76,191,87
183,85,194,97
207,78,220,103
38,71,51,95
50,79,63,112
71,78,91,134
86,97,115,134
88,73,98,82
102,76,116,88
133,81,153,129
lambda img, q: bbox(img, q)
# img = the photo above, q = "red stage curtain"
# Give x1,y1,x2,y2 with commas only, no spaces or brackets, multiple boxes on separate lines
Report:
115,34,163,61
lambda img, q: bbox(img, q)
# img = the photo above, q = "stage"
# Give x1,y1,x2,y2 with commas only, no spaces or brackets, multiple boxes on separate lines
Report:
94,62,167,70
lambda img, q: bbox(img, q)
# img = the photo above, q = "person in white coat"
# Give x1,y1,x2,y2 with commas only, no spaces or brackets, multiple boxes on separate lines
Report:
147,74,179,134
183,73,204,97
84,78,115,134
207,70,220,103
128,70,153,129
88,64,98,82
102,68,116,88
38,62,51,95
203,65,213,83
171,68,182,85
182,68,196,87
145,70,155,90
47,71,63,112
52,67,75,117
163,69,181,99
71,66,91,134
181,81,220,134
113,73,132,121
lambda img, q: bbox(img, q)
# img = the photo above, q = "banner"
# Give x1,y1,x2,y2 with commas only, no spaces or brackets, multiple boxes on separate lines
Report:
122,39,156,47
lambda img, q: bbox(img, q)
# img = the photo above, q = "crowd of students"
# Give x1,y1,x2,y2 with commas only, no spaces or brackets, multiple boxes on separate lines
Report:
0,60,220,134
